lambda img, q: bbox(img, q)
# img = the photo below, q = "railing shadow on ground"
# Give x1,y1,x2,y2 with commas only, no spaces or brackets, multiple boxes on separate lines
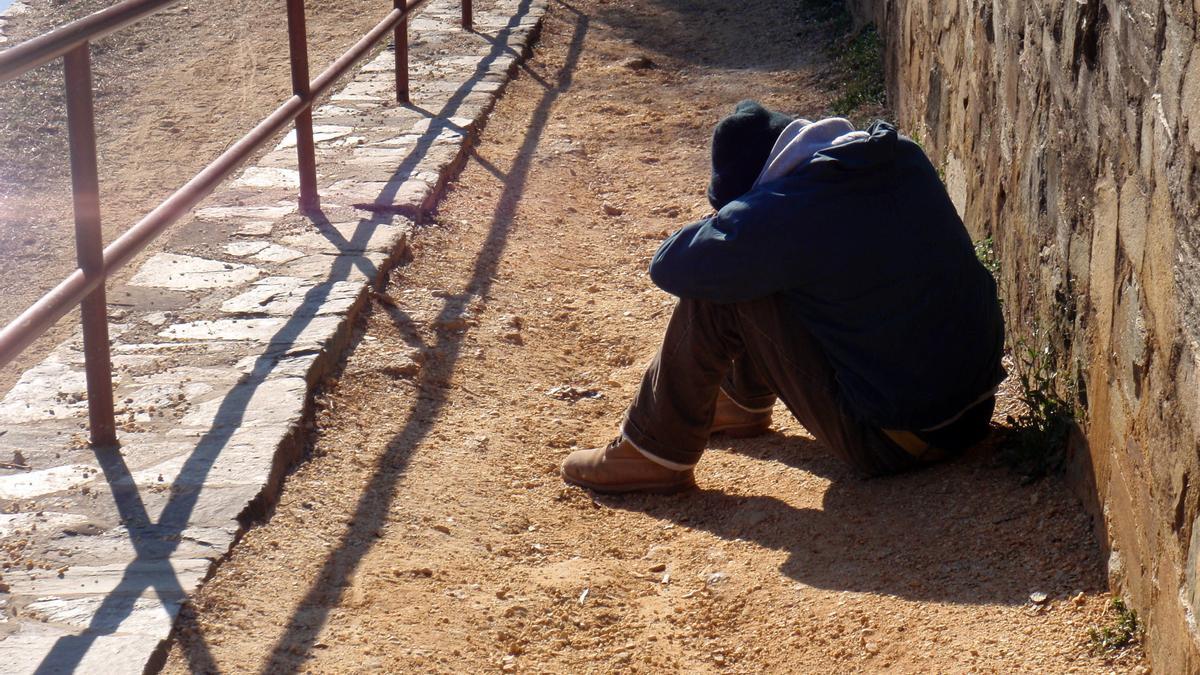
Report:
602,436,1108,606
31,1,541,673
236,3,584,672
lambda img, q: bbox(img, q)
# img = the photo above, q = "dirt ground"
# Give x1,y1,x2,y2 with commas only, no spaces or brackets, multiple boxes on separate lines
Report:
0,0,402,394
150,0,1150,672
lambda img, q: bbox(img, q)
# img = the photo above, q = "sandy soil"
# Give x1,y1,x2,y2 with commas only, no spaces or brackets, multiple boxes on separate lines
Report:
153,0,1148,672
0,0,405,394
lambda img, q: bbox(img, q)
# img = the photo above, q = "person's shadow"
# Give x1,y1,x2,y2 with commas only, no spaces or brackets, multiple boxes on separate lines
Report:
602,429,1106,606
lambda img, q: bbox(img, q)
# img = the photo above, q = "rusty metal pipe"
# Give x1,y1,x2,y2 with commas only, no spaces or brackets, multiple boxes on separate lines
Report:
63,44,117,447
309,3,419,95
286,0,320,212
462,0,473,30
394,1,409,104
0,0,179,82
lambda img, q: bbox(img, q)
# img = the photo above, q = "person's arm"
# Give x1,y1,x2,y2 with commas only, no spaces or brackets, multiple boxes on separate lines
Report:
648,194,811,303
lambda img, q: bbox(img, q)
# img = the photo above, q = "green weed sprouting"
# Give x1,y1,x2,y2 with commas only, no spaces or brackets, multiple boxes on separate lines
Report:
974,236,1000,277
830,25,886,118
998,337,1074,482
1088,597,1140,654
794,0,885,119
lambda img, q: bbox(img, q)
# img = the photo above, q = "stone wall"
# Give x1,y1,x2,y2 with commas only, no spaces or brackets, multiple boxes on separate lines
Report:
845,0,1200,668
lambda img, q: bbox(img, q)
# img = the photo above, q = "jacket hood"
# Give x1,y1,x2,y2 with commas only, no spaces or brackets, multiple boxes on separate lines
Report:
802,120,900,175
751,117,868,188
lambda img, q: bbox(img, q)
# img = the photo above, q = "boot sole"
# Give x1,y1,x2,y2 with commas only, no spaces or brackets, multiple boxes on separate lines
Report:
561,473,696,495
710,421,771,439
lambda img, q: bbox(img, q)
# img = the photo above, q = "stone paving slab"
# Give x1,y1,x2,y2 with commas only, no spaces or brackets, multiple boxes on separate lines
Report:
0,0,546,671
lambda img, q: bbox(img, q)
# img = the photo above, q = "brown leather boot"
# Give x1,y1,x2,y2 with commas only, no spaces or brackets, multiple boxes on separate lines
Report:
561,438,695,494
710,389,772,437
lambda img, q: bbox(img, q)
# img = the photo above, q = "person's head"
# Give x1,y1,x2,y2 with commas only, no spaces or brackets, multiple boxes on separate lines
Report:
707,100,794,210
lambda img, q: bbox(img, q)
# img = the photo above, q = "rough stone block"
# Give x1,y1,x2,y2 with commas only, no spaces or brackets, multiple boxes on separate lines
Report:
0,511,92,539
313,103,367,118
224,240,270,257
175,376,308,431
22,595,179,637
331,79,392,102
277,251,390,284
157,316,344,350
129,253,261,290
230,166,301,189
32,519,229,568
122,440,277,490
248,243,306,263
0,464,99,500
0,361,88,424
232,350,321,381
194,202,295,237
1,621,164,675
279,219,408,255
220,277,363,317
276,125,355,150
325,178,435,216
4,558,210,599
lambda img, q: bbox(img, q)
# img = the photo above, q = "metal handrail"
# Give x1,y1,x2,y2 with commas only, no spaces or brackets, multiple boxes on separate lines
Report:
0,0,473,445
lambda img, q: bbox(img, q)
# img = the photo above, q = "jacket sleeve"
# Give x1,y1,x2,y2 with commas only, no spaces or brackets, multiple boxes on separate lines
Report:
648,196,809,303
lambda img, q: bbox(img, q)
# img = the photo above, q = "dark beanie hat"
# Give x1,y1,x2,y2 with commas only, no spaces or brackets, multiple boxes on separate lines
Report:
707,100,794,210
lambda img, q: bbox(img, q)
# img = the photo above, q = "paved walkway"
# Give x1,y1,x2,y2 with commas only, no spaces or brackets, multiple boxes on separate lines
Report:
0,0,545,671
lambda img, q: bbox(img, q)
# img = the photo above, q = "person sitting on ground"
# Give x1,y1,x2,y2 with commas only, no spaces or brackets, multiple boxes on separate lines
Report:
560,100,1006,493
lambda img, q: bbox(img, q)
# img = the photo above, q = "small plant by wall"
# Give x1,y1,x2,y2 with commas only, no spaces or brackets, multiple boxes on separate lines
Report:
973,238,1073,483
1088,597,1141,655
829,25,885,118
999,337,1075,482
796,0,886,122
973,236,1000,277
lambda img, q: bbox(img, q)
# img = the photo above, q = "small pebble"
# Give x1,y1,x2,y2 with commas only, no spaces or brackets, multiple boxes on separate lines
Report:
618,55,657,70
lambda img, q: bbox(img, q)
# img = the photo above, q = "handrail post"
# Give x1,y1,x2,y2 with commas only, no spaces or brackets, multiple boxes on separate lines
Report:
286,0,320,212
394,0,409,103
462,0,472,30
63,43,117,448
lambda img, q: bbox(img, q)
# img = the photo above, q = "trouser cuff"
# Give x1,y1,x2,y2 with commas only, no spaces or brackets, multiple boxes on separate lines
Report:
719,386,776,414
620,417,701,470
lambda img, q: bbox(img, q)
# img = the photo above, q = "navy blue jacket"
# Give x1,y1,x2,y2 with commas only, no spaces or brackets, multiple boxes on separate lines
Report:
650,121,1006,430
